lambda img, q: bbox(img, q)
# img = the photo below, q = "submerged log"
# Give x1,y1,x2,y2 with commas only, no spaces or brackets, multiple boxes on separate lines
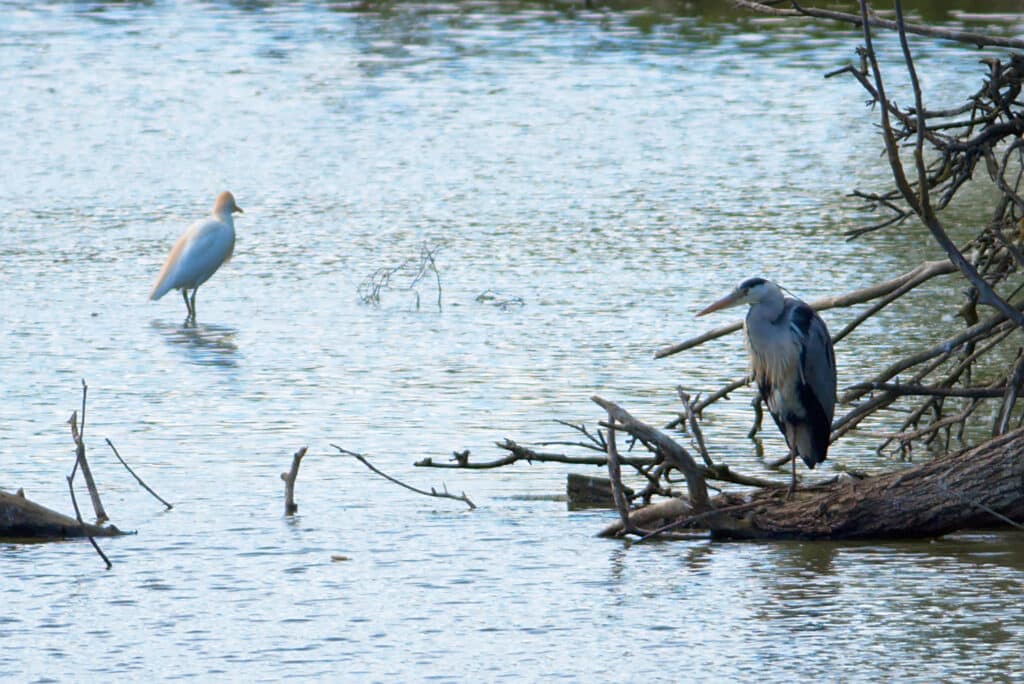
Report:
702,428,1024,540
0,489,123,540
567,473,634,508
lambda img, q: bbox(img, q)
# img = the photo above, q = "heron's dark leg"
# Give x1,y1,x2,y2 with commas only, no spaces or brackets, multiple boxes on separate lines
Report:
785,424,798,497
189,288,198,321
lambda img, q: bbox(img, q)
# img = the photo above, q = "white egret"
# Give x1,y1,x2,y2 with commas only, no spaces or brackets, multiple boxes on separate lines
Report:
150,191,242,321
697,278,837,491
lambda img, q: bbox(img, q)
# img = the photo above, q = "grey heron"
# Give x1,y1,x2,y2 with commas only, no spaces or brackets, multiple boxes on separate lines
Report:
697,278,836,491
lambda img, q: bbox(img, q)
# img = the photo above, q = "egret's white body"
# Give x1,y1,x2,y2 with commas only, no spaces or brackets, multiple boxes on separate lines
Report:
698,278,837,491
150,191,242,320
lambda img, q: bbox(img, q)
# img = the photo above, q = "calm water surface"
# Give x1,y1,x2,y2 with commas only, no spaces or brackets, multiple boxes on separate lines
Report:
2,1,1023,680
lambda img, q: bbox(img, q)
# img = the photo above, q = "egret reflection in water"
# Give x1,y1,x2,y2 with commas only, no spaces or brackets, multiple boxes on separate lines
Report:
152,319,240,367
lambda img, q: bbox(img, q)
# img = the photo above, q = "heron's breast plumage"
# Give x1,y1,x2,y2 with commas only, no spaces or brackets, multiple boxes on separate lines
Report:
745,316,806,420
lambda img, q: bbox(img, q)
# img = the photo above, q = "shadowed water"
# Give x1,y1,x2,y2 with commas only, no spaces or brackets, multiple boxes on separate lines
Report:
2,1,1023,680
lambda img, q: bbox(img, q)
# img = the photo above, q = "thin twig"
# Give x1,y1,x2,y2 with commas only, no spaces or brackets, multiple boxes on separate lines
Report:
333,444,475,510
105,438,173,510
66,474,111,569
67,388,108,524
677,388,714,467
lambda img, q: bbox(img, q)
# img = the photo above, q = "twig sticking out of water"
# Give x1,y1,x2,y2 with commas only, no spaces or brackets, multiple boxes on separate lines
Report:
67,380,108,523
66,474,111,569
66,380,111,568
357,242,443,312
332,443,475,510
105,438,173,510
281,446,308,516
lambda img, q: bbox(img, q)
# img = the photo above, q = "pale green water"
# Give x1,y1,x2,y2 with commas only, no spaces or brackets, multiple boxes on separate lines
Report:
1,2,1023,681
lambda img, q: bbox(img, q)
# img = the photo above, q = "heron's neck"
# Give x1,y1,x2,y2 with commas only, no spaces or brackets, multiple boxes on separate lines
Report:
748,289,786,325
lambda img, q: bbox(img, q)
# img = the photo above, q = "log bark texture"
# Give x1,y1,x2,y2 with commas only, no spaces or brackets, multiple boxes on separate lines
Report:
0,489,123,540
706,428,1024,540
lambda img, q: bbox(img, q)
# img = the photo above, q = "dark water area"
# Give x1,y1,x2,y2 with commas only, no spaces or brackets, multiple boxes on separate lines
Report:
2,1,1022,680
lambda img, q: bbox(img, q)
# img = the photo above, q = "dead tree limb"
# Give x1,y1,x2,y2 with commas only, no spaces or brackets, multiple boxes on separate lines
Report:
605,425,649,536
676,388,714,466
414,439,656,469
67,380,107,523
333,444,475,510
595,398,1024,540
281,446,308,516
592,395,709,511
707,426,1024,540
0,489,123,540
733,0,1024,50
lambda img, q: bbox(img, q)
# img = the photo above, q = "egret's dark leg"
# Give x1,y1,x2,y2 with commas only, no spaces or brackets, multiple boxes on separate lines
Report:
181,289,194,321
189,288,198,321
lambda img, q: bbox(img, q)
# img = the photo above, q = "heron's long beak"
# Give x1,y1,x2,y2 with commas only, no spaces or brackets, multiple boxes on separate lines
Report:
696,289,746,317
234,205,244,214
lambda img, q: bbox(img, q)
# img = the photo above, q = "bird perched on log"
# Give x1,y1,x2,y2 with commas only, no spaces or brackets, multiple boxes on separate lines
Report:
697,278,836,491
150,191,243,321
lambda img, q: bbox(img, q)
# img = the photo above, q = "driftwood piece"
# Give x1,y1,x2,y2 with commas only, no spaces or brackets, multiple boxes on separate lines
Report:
281,446,308,515
0,489,122,540
597,497,694,538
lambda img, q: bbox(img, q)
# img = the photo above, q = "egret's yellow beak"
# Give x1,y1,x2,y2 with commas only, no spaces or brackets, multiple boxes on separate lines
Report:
696,289,746,317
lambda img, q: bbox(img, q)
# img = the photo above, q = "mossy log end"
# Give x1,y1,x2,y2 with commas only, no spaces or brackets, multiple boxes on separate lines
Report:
0,489,124,540
705,428,1024,540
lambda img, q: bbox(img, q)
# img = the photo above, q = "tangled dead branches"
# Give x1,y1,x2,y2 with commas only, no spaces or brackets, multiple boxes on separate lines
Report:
357,241,443,311
657,2,1024,461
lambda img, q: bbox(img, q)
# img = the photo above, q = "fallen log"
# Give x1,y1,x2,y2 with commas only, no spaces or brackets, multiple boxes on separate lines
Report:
592,396,1024,541
706,428,1024,540
0,488,124,540
567,473,634,508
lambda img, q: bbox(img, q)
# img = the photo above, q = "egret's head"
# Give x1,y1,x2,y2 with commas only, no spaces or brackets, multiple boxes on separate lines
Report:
213,191,244,217
696,277,779,316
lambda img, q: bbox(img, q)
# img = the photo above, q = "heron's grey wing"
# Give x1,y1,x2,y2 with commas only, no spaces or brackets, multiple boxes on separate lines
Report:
788,301,837,466
800,309,837,424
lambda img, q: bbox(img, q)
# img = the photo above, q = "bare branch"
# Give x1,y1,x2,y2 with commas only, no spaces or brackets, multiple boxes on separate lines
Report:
737,1,1024,49
333,444,475,510
105,438,173,510
65,474,111,569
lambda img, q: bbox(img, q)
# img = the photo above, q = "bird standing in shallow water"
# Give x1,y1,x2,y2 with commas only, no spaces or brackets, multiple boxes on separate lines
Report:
150,191,242,322
697,278,836,492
